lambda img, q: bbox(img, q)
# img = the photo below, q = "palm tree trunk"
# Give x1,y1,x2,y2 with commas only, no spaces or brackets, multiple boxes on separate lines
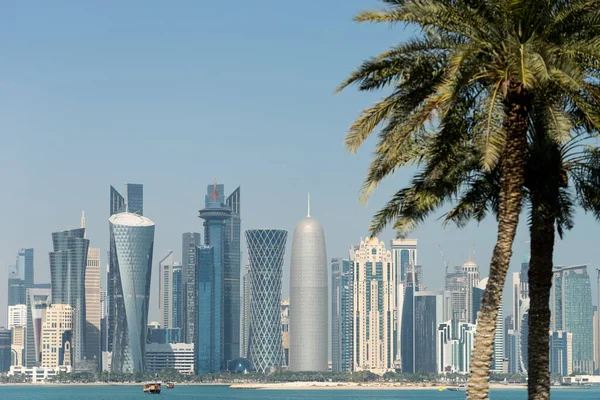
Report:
527,198,556,399
467,97,527,400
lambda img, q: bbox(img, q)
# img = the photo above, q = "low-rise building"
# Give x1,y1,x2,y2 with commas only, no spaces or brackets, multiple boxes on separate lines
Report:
8,365,72,383
146,343,194,374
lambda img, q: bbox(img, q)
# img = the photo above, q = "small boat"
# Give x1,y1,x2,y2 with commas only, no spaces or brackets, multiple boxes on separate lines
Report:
447,385,467,392
143,382,161,394
166,382,175,389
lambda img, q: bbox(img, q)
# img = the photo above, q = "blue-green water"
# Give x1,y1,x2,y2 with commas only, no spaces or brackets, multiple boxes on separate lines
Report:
0,385,598,400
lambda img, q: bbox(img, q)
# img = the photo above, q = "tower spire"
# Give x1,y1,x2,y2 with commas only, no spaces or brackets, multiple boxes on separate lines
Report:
81,210,86,238
307,192,311,217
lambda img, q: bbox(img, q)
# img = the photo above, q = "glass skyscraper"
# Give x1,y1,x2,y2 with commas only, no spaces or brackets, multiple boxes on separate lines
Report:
159,251,182,330
25,288,51,367
109,212,155,373
8,265,26,307
126,183,144,215
413,291,443,373
195,245,216,373
245,229,287,373
49,227,89,364
182,232,201,344
551,265,594,373
17,248,34,290
331,258,353,372
391,239,417,283
0,328,11,372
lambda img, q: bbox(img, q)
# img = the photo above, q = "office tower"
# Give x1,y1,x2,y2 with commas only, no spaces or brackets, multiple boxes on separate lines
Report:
437,320,477,374
281,300,290,367
8,265,26,307
504,315,513,359
401,268,416,373
109,212,155,373
108,183,142,353
84,247,101,368
551,265,594,373
549,331,573,376
147,326,183,344
391,239,417,283
462,258,480,324
289,197,328,372
182,232,201,344
413,291,443,373
245,229,287,373
331,258,353,372
0,328,10,372
146,343,194,374
126,183,144,215
41,304,73,369
519,300,530,374
471,277,504,372
594,306,598,373
241,266,252,359
11,326,25,366
49,227,89,364
195,245,217,373
352,238,396,373
100,289,107,352
8,305,27,328
25,288,51,367
159,251,182,329
17,248,34,290
445,267,468,322
224,186,241,363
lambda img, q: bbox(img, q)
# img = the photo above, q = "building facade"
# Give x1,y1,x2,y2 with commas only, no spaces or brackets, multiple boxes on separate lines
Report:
195,245,216,373
550,331,573,376
11,326,26,367
241,266,252,359
85,247,101,368
8,305,27,329
109,212,155,373
223,186,241,364
8,265,26,307
0,328,10,372
245,229,287,373
331,258,353,372
281,300,290,368
414,291,443,373
437,320,477,374
40,304,73,369
461,259,480,325
551,265,594,374
17,248,34,291
352,238,396,374
182,232,201,344
159,251,182,329
289,198,328,372
49,227,89,364
25,288,51,367
146,343,194,374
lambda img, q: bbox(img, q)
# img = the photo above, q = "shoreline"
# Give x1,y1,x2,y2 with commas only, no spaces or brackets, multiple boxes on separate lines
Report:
229,382,528,390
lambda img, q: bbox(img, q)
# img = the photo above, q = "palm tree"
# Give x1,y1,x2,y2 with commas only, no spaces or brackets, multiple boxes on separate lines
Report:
338,1,600,398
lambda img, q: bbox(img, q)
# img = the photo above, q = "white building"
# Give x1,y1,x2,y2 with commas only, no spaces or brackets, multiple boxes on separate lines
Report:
8,305,27,329
9,365,72,383
437,320,477,374
352,238,396,374
146,343,194,374
41,304,73,369
462,259,480,324
85,247,101,367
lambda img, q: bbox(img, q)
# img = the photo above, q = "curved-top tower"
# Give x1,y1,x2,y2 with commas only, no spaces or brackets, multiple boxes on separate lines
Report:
109,212,155,373
289,195,327,371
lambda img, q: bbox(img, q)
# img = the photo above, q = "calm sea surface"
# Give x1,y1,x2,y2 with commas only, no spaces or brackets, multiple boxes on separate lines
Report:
0,385,598,400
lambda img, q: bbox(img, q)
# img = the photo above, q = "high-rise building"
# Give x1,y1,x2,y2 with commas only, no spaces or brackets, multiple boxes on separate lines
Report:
245,229,287,373
472,277,504,373
109,212,155,373
100,289,107,353
11,326,26,367
401,266,416,373
49,227,89,364
159,251,182,329
41,304,73,369
593,306,598,373
391,239,417,283
85,247,101,369
195,245,216,373
549,331,573,377
17,248,34,290
331,258,353,372
437,320,477,374
8,265,26,307
8,305,27,329
551,265,594,374
25,288,51,367
224,186,241,364
281,300,290,368
126,183,144,215
445,267,468,322
241,266,252,359
289,197,328,372
108,183,142,353
182,232,201,344
352,238,396,373
462,258,480,324
0,328,10,373
414,291,443,373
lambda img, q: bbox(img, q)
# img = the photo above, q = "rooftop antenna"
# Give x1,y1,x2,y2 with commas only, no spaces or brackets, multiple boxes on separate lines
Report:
307,192,311,217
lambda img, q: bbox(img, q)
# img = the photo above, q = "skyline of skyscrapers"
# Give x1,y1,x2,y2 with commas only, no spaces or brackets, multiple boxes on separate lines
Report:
109,212,155,373
289,198,328,372
245,229,287,373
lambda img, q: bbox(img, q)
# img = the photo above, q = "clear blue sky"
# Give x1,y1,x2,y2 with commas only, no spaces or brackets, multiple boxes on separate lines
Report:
0,0,597,326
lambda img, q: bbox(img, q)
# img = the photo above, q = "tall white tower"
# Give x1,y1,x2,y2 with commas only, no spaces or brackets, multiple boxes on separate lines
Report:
289,194,328,371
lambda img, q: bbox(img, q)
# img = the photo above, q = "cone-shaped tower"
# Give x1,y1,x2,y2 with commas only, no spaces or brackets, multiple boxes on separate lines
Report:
289,195,327,371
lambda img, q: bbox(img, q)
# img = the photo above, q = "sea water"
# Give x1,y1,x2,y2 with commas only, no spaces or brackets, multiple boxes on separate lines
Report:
0,385,598,400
